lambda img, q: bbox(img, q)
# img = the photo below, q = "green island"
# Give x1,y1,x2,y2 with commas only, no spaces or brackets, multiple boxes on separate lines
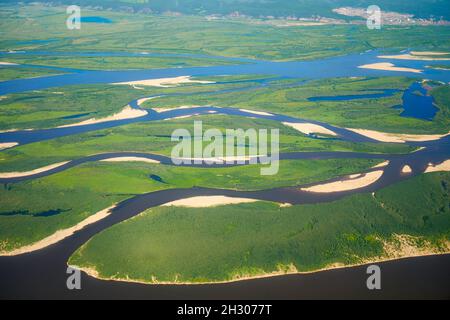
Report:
69,172,450,284
0,158,382,252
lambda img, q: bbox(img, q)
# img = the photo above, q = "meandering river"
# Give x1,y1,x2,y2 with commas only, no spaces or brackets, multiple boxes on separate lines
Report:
0,50,449,299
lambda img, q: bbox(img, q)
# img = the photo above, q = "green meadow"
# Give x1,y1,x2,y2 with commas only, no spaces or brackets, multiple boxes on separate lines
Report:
0,77,266,131
1,4,450,63
68,172,450,283
0,66,64,82
0,115,414,172
0,158,381,252
145,77,450,134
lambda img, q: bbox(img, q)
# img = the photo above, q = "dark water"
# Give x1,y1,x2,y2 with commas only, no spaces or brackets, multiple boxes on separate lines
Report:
399,82,439,120
1,50,450,299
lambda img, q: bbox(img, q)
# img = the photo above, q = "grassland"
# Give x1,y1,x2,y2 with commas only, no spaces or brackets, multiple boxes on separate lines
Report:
68,172,450,284
1,4,450,63
0,66,64,81
0,55,245,71
0,115,414,172
145,77,450,134
0,157,381,252
0,76,266,131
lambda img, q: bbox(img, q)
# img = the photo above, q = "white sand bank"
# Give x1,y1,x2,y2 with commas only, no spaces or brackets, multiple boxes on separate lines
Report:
0,205,116,256
410,51,450,56
346,128,450,143
136,97,158,106
0,62,18,66
372,161,390,169
58,106,148,128
379,53,450,61
0,142,18,151
401,165,412,174
301,170,384,193
101,157,160,164
239,109,273,116
162,196,258,208
113,76,213,88
283,122,337,136
425,160,450,173
153,105,205,113
0,161,69,178
358,62,422,73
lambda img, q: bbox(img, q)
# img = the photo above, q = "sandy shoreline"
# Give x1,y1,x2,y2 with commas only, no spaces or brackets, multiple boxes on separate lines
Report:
71,241,450,286
425,159,450,173
410,51,450,56
358,62,422,73
0,62,19,66
162,196,258,208
372,161,389,169
0,161,69,178
113,76,213,88
346,128,450,143
301,170,383,193
101,157,160,164
58,106,148,128
153,105,205,113
379,53,450,61
0,142,19,151
239,109,273,116
283,122,337,136
0,205,116,256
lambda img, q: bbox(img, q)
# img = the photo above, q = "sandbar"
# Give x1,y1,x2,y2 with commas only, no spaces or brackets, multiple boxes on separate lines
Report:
58,106,148,128
162,196,258,208
153,105,205,113
372,161,390,169
0,142,18,151
425,160,450,173
0,62,18,66
358,62,422,73
346,128,450,143
283,122,337,136
301,170,384,193
113,76,213,87
101,157,160,164
0,161,69,178
239,109,273,116
401,165,412,174
0,205,116,256
378,53,450,61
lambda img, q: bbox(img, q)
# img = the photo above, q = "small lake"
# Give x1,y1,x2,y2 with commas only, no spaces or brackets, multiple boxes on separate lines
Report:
399,82,439,121
80,16,113,24
307,82,439,121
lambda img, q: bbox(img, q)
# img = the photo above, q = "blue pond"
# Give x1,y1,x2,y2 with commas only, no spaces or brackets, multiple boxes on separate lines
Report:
307,82,439,121
399,82,439,121
80,16,112,24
